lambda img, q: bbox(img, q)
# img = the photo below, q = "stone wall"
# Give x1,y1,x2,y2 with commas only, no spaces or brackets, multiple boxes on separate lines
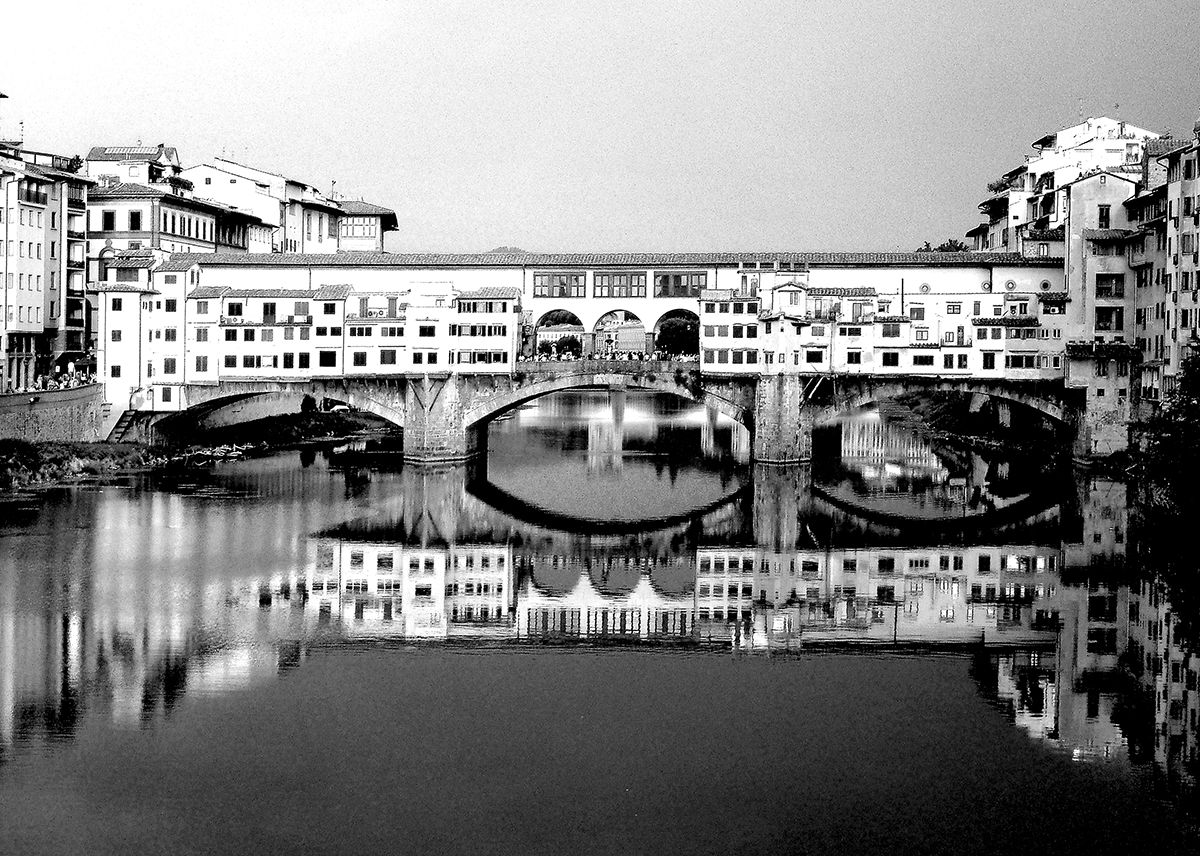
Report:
0,384,104,443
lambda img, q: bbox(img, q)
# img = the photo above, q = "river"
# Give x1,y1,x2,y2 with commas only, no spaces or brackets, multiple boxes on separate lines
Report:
0,391,1195,855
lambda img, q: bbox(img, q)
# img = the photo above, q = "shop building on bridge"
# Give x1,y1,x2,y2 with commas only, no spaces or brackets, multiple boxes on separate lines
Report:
82,249,1134,450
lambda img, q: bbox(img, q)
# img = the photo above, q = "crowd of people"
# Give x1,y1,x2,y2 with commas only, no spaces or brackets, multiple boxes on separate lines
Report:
3,371,97,396
520,348,700,363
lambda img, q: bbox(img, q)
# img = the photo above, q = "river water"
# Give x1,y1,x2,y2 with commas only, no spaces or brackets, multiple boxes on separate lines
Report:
0,391,1196,855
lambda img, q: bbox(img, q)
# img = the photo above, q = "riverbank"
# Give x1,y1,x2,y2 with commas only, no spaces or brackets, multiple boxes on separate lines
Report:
1,413,397,493
0,440,159,492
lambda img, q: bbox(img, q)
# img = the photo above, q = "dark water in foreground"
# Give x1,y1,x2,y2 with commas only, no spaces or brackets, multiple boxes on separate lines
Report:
0,392,1196,855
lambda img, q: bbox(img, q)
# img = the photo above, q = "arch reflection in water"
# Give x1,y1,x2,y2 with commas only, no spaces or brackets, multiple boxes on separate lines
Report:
814,407,1054,521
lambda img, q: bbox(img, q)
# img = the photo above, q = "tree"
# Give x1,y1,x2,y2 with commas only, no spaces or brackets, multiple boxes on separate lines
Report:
557,335,582,357
915,238,970,253
1135,354,1200,650
655,318,699,355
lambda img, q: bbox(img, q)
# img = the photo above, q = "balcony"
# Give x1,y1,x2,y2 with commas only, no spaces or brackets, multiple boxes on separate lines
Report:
67,258,85,270
67,194,86,210
66,230,86,240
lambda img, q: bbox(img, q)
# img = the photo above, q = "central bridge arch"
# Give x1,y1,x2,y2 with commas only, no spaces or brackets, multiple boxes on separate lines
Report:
460,367,753,432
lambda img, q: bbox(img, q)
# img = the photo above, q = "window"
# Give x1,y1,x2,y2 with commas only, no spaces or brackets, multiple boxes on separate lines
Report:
224,329,238,342
1095,274,1125,299
110,365,121,378
227,302,243,317
196,300,209,315
111,298,123,311
318,351,337,368
110,330,122,342
353,351,367,367
165,328,177,342
593,273,647,298
419,326,435,337
846,351,862,364
129,211,142,231
805,350,823,363
324,302,337,315
101,210,115,231
1095,307,1124,331
653,272,706,297
881,323,901,338
163,358,177,375
298,353,310,369
1098,204,1111,230
243,329,256,341
224,355,237,368
882,352,899,367
913,354,935,366
380,349,397,365
533,272,586,298
909,306,925,321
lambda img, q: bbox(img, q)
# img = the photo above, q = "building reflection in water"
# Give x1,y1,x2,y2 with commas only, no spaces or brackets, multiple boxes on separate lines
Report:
1,417,1196,801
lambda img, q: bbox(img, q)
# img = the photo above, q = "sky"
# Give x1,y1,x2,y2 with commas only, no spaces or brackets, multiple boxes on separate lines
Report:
2,0,1197,254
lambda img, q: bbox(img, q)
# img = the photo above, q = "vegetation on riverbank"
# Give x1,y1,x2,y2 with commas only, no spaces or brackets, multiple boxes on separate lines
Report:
177,411,394,447
1132,355,1200,649
0,440,156,492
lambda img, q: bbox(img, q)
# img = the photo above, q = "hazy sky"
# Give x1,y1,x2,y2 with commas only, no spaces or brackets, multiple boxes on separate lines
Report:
3,0,1196,253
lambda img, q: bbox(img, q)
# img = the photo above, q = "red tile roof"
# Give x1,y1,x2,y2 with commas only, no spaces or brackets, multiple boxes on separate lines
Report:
167,251,1061,269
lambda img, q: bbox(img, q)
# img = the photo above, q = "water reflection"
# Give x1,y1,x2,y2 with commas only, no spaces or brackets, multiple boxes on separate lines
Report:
0,394,1197,845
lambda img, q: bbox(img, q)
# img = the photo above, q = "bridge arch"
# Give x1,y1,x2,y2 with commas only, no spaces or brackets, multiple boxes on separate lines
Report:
460,370,752,432
812,377,1074,426
167,380,407,435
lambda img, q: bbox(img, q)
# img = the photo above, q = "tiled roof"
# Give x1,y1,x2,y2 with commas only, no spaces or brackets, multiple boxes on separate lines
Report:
107,255,156,269
1082,228,1136,241
456,286,522,300
187,286,232,299
700,289,736,300
88,182,164,199
86,145,178,162
314,284,352,300
806,286,876,297
22,162,95,185
1147,138,1192,158
166,250,1058,269
156,258,201,272
89,184,230,214
1037,292,1070,301
1023,227,1064,241
337,200,396,217
88,282,157,293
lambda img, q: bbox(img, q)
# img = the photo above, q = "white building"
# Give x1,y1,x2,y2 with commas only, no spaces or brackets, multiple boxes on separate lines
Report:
181,157,342,254
335,199,398,252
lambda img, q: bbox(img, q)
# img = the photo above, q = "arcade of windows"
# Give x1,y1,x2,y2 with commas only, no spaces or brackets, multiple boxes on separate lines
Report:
457,300,510,313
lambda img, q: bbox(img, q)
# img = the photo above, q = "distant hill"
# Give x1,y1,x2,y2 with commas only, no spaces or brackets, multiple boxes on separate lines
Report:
486,246,528,254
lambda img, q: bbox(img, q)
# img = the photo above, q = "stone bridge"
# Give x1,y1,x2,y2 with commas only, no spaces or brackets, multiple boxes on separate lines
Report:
167,362,1088,463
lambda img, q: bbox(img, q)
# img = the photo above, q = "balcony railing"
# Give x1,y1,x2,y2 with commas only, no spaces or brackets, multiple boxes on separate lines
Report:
66,230,86,240
19,188,48,206
67,194,86,210
67,258,85,269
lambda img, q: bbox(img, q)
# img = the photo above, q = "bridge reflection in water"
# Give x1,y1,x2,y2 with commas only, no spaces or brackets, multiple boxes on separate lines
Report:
2,461,1195,795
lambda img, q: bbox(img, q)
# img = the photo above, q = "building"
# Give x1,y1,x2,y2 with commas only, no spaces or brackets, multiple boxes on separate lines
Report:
968,117,1159,255
1,143,91,387
335,199,398,252
180,157,343,253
